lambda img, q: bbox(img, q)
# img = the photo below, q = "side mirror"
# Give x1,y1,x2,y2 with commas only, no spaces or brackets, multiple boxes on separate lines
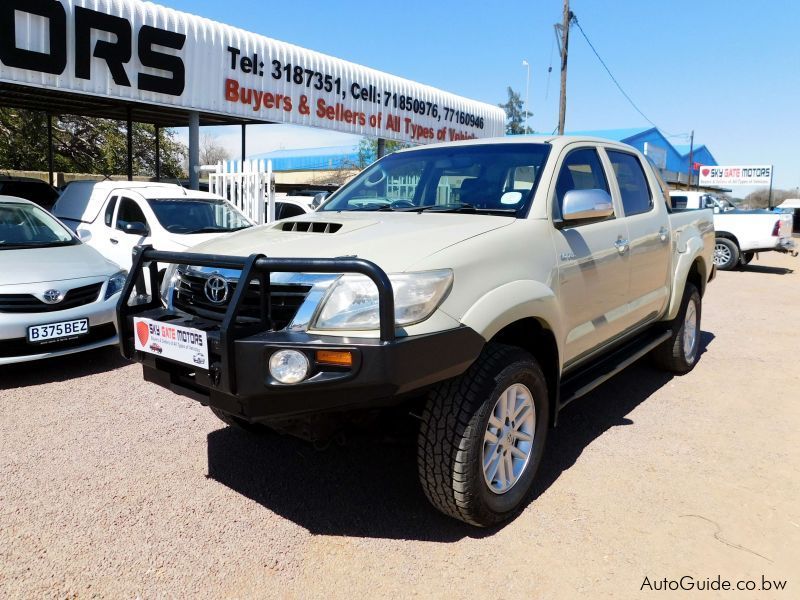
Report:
77,229,92,242
123,221,150,237
562,189,614,222
312,192,329,208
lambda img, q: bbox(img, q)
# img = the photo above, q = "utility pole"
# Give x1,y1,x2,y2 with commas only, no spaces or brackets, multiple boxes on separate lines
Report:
686,130,694,191
557,0,572,135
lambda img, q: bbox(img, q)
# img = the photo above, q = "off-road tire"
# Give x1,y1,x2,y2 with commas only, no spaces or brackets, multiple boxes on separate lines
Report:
714,237,739,271
417,343,549,527
651,283,702,374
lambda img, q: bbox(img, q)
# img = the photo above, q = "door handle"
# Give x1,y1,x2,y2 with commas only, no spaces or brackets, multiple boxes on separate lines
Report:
658,227,669,242
614,237,630,255
110,238,119,245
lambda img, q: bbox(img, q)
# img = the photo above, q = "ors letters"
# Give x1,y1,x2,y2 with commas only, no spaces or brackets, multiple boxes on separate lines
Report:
0,0,186,96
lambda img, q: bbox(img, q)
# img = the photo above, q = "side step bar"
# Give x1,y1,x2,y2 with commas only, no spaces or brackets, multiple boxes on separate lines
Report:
559,328,672,408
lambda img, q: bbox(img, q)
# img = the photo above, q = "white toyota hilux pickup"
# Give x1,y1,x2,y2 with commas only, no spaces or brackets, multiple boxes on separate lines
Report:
119,136,715,526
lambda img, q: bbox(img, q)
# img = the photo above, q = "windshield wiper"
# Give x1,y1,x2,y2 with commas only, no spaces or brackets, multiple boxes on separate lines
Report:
413,204,518,215
184,226,244,234
345,204,395,212
0,242,72,249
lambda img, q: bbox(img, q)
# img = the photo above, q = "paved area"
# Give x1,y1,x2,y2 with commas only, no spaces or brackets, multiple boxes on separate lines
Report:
1,253,798,598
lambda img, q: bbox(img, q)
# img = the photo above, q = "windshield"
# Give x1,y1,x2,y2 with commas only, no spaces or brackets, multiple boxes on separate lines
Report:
319,143,551,216
146,199,252,234
0,202,77,250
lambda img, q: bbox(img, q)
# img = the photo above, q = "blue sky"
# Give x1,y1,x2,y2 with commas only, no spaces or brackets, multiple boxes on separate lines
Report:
168,0,800,192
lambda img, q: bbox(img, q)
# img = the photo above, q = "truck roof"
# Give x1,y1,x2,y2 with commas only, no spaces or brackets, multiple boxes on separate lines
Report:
53,180,222,224
394,135,635,154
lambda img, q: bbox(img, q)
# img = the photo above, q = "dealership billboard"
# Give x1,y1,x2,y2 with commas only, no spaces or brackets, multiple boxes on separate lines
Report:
698,165,773,187
0,0,505,143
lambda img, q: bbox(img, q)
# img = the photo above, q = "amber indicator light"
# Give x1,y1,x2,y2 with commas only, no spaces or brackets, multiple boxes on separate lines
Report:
315,350,353,367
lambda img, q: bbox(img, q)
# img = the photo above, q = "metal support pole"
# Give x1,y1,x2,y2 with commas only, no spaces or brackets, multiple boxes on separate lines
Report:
47,114,54,186
189,111,200,190
557,0,571,135
377,138,386,159
241,123,247,163
767,169,774,209
154,125,161,182
126,108,133,181
686,130,694,191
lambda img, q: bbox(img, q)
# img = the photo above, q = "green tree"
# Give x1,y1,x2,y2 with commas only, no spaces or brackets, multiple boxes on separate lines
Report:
499,87,533,135
0,108,186,178
356,137,409,168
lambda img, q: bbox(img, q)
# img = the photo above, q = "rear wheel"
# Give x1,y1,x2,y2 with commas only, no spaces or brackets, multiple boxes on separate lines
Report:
417,344,549,527
652,283,701,374
713,237,739,270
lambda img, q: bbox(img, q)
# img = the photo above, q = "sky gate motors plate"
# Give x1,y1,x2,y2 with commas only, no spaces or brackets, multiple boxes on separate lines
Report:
133,318,209,369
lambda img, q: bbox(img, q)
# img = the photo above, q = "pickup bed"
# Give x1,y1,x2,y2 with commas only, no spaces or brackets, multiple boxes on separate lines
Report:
711,210,796,270
119,136,715,526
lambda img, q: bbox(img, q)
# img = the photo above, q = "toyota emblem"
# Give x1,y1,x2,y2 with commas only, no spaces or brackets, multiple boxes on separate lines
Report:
204,275,229,304
42,289,63,304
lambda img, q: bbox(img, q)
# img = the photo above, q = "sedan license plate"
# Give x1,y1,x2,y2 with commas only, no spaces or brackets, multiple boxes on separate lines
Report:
27,319,89,343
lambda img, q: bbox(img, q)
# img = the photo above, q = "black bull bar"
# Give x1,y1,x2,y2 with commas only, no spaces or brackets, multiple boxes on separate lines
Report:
117,246,396,394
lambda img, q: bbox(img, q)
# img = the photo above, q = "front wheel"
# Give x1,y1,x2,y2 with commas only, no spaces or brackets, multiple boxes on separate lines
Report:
713,237,740,270
417,344,549,527
652,283,701,374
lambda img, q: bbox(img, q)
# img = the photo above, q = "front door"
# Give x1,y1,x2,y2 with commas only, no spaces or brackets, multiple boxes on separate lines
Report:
550,146,631,366
110,196,151,270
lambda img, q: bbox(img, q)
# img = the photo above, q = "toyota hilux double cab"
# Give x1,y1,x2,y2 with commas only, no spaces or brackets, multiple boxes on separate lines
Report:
118,136,715,526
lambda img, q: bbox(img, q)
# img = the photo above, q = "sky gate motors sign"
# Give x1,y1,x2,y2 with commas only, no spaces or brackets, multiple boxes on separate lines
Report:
0,0,504,143
698,165,774,187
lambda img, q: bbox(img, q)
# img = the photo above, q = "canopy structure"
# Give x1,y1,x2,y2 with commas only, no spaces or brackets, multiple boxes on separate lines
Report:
0,0,505,187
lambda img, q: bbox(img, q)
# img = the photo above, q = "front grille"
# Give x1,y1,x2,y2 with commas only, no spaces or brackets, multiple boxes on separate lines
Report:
0,323,117,358
172,273,311,330
0,283,104,314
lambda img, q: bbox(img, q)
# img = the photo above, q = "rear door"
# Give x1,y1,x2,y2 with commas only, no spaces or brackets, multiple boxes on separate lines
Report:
604,148,671,330
550,146,631,366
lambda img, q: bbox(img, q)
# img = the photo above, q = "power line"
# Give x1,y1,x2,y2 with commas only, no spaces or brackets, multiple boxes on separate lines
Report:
572,16,675,137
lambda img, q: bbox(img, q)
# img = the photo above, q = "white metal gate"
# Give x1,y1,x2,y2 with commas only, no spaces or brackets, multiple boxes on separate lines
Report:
208,160,275,224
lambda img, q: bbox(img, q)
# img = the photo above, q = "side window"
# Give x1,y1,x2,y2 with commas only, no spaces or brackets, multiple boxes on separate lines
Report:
554,148,610,219
278,202,307,219
104,196,118,227
670,195,688,209
607,151,653,216
116,197,148,231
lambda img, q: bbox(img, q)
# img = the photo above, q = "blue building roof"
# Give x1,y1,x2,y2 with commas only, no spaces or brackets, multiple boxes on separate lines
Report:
247,145,362,171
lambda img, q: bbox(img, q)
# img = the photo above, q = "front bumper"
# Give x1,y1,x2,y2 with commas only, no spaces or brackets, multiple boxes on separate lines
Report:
118,247,485,423
0,286,119,365
128,308,484,422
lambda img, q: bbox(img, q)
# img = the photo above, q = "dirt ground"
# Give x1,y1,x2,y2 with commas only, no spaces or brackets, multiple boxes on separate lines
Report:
1,253,798,599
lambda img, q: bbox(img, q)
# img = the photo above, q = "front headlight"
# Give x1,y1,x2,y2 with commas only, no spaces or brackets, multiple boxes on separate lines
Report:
104,270,128,300
314,269,453,330
160,264,180,304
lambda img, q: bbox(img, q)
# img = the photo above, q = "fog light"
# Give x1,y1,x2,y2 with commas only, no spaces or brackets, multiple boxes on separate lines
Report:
269,350,310,384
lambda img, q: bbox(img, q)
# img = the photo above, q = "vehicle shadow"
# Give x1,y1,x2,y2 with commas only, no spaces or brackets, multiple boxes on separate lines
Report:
0,347,131,390
739,264,794,275
206,332,715,541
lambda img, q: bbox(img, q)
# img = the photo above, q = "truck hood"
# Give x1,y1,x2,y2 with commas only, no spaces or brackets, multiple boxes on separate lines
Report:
185,212,516,272
0,243,120,285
